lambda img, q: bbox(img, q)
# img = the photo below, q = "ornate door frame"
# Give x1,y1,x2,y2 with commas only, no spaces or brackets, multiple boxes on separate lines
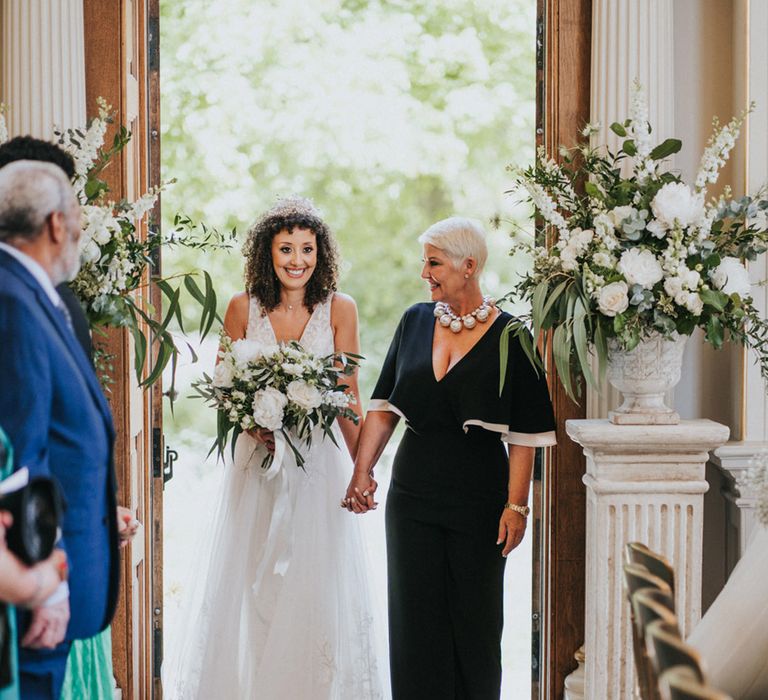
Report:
83,1,591,696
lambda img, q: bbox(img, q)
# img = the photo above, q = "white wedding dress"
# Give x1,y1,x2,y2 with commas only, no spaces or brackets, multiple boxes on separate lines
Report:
688,523,768,699
165,297,384,699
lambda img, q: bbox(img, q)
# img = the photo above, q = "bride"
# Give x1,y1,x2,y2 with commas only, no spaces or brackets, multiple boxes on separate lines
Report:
166,198,384,699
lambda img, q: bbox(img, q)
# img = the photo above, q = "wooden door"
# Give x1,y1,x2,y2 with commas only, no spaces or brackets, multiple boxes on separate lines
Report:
534,1,591,698
84,1,157,697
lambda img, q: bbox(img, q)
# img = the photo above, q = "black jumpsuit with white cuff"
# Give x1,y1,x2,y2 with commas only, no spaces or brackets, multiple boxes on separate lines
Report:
371,302,556,700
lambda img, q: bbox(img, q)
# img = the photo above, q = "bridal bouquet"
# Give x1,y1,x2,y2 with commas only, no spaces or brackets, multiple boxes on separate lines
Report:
506,82,768,398
193,335,361,469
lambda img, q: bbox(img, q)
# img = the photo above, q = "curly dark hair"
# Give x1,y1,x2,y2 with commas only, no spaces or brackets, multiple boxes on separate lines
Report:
243,198,339,312
0,136,76,179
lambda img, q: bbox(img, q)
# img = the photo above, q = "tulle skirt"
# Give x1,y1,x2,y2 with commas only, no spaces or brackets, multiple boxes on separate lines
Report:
164,429,385,699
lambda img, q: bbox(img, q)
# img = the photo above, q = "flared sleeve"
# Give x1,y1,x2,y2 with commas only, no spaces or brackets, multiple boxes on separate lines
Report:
459,323,557,447
369,312,408,420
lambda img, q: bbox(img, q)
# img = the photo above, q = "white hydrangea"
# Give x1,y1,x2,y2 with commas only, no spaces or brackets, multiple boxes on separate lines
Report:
617,248,664,289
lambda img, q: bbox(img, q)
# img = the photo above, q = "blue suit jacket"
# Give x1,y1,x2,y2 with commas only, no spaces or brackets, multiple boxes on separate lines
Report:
0,249,119,640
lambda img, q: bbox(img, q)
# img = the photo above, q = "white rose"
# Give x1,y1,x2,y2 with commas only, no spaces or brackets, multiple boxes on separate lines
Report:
252,387,288,431
231,339,262,368
617,248,664,289
608,205,637,228
597,281,629,317
710,257,752,297
212,361,235,388
286,380,323,411
651,183,705,230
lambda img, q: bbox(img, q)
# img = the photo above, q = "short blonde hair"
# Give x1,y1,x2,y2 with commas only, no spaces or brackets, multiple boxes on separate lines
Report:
418,216,488,273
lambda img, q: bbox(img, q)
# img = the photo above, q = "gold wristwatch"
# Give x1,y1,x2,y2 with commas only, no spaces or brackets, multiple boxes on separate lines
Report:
504,503,530,517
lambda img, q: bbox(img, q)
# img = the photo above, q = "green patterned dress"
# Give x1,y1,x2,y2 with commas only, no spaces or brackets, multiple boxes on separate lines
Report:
61,625,114,698
0,428,18,700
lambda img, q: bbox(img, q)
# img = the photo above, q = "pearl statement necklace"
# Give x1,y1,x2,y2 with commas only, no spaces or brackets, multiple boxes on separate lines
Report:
433,295,495,333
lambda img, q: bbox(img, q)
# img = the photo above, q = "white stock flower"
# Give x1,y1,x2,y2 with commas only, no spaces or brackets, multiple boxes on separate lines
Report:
286,380,323,411
212,361,235,388
617,248,663,289
597,281,629,317
324,390,351,408
710,257,751,297
651,183,705,231
252,387,288,431
80,239,102,264
82,205,121,245
231,339,262,368
559,247,578,271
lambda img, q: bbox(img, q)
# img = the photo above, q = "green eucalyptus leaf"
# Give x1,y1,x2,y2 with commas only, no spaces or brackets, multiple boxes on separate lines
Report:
610,122,627,137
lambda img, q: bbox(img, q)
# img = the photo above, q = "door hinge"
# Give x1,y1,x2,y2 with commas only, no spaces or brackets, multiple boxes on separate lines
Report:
163,444,178,488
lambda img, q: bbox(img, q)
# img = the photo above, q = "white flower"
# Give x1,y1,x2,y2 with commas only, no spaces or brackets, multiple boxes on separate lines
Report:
608,205,637,228
324,390,351,408
646,219,667,239
80,239,102,264
82,205,122,246
281,362,305,376
592,251,615,268
597,281,629,317
212,362,235,388
559,247,578,271
231,339,262,368
0,109,7,145
683,291,704,316
617,249,663,289
252,387,288,431
286,380,323,411
710,257,751,297
651,183,705,230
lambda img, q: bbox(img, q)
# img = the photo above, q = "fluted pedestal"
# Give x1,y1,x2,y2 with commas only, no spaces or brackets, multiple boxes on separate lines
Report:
0,0,86,137
568,419,729,700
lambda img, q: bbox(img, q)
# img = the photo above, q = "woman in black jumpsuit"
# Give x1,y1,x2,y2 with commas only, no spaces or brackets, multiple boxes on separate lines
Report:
344,217,556,699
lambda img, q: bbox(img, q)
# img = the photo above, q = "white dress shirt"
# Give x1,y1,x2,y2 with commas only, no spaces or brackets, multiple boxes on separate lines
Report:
0,241,63,307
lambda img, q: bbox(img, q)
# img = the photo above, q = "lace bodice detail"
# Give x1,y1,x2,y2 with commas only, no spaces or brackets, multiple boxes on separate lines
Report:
246,295,335,356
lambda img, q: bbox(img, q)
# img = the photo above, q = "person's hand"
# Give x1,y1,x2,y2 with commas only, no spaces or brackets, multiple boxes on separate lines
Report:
497,509,527,557
21,598,70,649
246,428,276,454
117,506,140,549
342,471,378,514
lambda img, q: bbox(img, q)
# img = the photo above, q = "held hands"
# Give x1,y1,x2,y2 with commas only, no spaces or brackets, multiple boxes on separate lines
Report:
497,509,527,557
247,428,276,454
341,471,378,514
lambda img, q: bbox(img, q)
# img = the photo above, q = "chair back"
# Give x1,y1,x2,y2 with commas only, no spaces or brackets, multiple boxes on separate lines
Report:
623,564,672,700
626,542,675,594
634,589,677,634
647,620,706,683
659,666,733,700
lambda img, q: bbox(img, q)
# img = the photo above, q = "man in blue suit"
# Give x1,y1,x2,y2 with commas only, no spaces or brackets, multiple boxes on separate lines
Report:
0,161,120,698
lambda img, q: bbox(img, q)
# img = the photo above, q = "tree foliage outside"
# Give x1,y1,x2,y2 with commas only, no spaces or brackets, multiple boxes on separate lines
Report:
160,0,536,408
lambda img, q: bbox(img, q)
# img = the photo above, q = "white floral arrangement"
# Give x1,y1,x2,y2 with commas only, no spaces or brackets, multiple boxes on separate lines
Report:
193,334,361,468
745,450,768,527
506,82,768,397
0,100,234,391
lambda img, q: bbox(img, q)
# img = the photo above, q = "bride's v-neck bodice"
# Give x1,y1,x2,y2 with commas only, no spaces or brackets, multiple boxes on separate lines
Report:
246,295,335,356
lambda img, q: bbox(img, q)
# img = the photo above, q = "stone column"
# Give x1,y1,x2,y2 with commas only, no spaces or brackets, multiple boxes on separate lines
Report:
568,419,729,700
0,0,86,138
586,0,675,422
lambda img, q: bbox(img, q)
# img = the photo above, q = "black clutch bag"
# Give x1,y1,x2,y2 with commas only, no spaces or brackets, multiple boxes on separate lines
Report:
0,477,63,565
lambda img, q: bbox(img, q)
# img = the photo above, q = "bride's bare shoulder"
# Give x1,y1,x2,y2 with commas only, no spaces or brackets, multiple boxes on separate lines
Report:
330,292,358,321
224,292,250,339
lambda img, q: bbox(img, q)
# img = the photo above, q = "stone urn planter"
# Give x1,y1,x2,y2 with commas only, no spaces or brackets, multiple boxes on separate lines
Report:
606,333,688,425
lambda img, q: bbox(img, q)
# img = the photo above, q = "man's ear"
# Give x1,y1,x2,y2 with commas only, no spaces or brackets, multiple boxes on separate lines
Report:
46,211,67,245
